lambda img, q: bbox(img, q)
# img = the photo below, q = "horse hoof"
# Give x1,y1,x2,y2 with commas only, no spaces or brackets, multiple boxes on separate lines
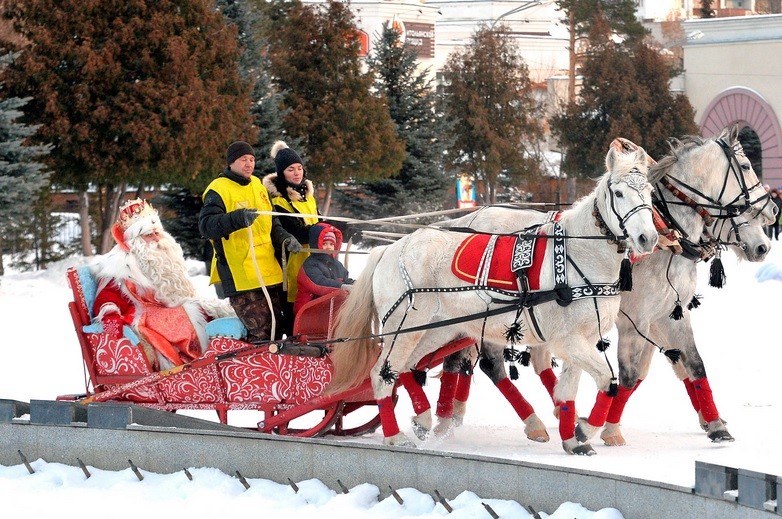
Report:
706,420,735,443
562,438,596,455
526,429,550,443
524,414,550,443
433,418,455,438
575,418,597,443
601,434,626,446
600,422,626,446
411,410,432,441
384,432,416,448
699,412,728,431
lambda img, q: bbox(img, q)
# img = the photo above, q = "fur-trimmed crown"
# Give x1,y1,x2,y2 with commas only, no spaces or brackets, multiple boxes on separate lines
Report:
117,198,157,231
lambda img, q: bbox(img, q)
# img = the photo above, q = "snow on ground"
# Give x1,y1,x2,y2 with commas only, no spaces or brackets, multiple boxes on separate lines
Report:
1,243,781,517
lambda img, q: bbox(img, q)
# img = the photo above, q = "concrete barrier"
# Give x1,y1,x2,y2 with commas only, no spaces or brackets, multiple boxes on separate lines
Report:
0,400,778,518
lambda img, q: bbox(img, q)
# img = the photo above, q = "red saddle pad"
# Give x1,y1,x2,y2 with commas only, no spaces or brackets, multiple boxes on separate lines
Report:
451,233,548,291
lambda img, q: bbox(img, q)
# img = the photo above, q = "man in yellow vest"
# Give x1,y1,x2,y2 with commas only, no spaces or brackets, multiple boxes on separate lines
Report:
199,141,302,343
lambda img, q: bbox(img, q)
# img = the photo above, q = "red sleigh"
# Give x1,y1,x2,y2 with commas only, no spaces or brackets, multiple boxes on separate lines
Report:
60,266,472,437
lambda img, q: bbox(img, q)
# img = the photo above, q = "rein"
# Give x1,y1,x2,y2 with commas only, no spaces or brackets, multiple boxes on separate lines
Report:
653,137,769,261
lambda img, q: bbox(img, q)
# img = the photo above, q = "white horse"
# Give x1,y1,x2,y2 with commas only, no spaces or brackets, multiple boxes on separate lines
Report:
589,125,775,446
325,141,658,455
429,124,775,446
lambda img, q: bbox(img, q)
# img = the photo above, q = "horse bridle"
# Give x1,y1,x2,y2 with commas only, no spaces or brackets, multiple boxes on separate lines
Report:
601,168,653,246
654,137,770,251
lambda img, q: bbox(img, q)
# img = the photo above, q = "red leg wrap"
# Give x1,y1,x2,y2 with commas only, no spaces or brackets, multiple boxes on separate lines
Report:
398,372,431,415
538,368,558,402
558,400,576,441
378,396,400,437
693,377,719,422
683,377,700,412
497,377,534,420
587,390,614,427
605,382,639,424
455,373,472,402
435,371,458,418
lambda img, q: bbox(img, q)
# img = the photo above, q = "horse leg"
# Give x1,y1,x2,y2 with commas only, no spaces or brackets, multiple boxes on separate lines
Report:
479,346,549,443
453,368,472,425
434,350,466,436
372,335,424,447
677,345,733,442
531,346,559,416
661,319,733,442
599,311,656,446
397,371,432,440
554,361,595,455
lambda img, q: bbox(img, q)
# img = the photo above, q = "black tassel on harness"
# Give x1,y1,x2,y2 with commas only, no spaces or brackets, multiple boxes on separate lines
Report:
618,251,633,292
520,349,531,367
596,338,611,352
669,300,684,320
709,253,726,288
459,357,473,376
503,347,520,380
504,321,524,345
379,360,397,385
687,294,702,310
411,368,427,387
663,348,682,364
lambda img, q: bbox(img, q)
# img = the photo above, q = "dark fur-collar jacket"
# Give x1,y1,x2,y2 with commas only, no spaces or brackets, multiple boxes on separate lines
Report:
262,173,314,203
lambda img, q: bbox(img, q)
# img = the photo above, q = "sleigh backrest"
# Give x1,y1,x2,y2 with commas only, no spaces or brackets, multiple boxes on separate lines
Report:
68,266,96,327
293,290,347,341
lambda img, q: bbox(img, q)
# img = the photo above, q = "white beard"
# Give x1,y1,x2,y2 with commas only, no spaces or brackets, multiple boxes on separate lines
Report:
130,232,197,307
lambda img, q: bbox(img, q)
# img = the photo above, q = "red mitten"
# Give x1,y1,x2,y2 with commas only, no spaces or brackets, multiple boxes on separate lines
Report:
102,313,124,340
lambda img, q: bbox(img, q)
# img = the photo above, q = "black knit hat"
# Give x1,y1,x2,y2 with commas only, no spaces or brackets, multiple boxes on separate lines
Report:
226,141,254,165
271,140,303,176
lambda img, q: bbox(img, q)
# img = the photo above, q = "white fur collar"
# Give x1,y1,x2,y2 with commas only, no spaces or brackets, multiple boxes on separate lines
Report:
262,173,314,203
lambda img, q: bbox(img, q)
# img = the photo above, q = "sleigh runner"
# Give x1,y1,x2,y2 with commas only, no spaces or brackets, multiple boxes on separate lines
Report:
60,265,473,437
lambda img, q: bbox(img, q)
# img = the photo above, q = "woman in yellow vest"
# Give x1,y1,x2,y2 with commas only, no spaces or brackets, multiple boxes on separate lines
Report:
263,140,320,335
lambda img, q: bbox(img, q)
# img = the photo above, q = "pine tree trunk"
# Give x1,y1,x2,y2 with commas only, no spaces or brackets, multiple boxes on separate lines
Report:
322,183,333,216
0,245,4,276
78,190,93,256
567,177,578,205
568,10,576,103
99,184,126,253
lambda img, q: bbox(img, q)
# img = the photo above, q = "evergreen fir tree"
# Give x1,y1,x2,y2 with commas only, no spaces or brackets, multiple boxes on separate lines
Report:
262,0,405,214
551,17,698,178
219,0,288,175
1,0,253,253
339,22,451,221
153,188,210,264
441,25,544,204
0,53,51,275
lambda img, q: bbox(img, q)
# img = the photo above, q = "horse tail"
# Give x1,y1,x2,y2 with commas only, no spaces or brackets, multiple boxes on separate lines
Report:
324,246,386,396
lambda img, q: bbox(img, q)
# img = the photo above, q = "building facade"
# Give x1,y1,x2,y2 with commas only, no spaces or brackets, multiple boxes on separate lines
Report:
683,14,782,187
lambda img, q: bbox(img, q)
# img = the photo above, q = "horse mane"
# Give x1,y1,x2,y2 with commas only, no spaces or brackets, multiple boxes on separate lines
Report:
648,135,711,184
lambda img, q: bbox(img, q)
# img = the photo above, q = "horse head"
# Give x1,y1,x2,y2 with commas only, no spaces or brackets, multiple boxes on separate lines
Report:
598,140,658,256
708,124,774,261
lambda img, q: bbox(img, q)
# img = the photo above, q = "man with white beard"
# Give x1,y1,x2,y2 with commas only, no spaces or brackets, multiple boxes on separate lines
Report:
91,198,235,370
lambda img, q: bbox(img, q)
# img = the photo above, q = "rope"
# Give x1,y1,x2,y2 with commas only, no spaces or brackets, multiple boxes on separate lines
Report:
248,227,277,341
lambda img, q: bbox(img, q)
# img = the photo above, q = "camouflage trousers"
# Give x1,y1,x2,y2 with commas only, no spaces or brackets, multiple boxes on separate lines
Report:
230,285,284,343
